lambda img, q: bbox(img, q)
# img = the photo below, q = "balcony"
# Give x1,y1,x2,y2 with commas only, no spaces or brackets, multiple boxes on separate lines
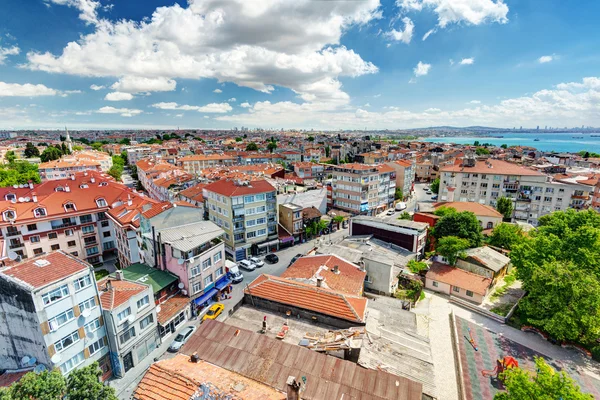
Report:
5,229,21,237
233,215,244,223
51,221,77,230
84,239,98,247
9,242,24,249
571,194,590,200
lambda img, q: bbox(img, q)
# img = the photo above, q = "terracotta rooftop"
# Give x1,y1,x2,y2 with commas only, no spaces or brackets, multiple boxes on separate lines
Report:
281,254,366,296
440,159,543,176
245,274,367,324
204,179,275,197
433,202,503,218
426,262,492,295
302,206,322,220
0,251,90,290
97,277,149,311
0,370,29,387
157,294,190,325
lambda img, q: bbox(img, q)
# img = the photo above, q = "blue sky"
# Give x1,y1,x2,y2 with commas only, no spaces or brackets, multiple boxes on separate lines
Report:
1,0,599,130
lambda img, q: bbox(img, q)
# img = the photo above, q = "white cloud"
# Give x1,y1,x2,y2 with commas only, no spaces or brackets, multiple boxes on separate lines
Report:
385,17,414,44
422,28,436,41
97,106,142,117
0,82,59,97
151,102,232,113
75,111,92,115
538,55,554,64
469,100,481,104
240,102,252,108
364,103,371,107
373,94,381,98
213,89,223,93
45,0,101,25
204,116,210,119
90,84,105,90
175,113,183,118
60,90,82,97
25,0,380,105
460,58,475,65
110,76,176,94
413,61,431,77
227,98,236,102
0,46,19,64
104,91,134,101
397,0,509,28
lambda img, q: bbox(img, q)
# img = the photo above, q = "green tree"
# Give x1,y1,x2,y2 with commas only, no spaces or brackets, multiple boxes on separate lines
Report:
73,145,84,151
5,151,16,163
433,206,456,217
394,187,403,200
24,142,40,158
307,136,315,142
235,137,243,142
9,369,66,400
119,138,131,145
246,142,258,151
162,134,171,141
332,215,344,228
108,165,123,181
432,211,483,247
397,212,412,220
475,147,490,155
91,142,103,151
325,145,331,158
495,356,593,400
501,144,508,149
430,177,440,194
436,236,470,266
0,162,41,187
473,140,480,146
66,362,118,400
496,197,514,221
488,223,524,250
407,259,428,274
267,142,277,153
40,147,62,162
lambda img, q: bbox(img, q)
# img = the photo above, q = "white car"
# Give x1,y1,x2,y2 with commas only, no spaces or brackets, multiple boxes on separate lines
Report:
249,257,264,268
238,259,256,271
423,186,430,191
386,209,395,216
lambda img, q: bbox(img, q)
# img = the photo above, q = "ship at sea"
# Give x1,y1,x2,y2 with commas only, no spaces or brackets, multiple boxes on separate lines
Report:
534,138,540,141
573,136,584,139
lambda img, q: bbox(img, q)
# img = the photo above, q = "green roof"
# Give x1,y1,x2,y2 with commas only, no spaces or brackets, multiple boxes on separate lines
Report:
111,263,179,293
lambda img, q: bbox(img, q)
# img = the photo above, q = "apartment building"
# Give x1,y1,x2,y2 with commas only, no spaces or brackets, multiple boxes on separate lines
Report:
292,162,325,181
38,160,102,181
349,216,428,257
202,179,278,261
177,154,236,174
278,203,303,243
386,159,415,199
136,159,195,201
329,163,395,215
126,146,154,166
0,252,111,379
98,273,158,378
439,158,594,225
0,171,136,265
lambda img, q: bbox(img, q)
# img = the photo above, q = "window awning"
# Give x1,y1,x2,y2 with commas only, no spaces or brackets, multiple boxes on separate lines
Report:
257,239,279,249
193,288,217,306
215,276,231,291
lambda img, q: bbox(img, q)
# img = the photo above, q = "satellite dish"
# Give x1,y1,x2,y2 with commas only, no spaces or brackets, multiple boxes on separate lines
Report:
18,197,24,203
156,305,161,313
12,184,18,189
127,314,136,323
50,354,61,364
20,356,30,366
188,256,195,263
8,251,18,261
86,331,95,340
177,258,185,265
24,197,30,202
177,282,184,289
81,308,91,318
27,357,37,366
34,365,47,374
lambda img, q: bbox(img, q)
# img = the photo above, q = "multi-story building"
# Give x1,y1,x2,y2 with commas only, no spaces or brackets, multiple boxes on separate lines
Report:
415,159,436,182
136,159,195,201
203,179,278,261
329,164,395,215
278,203,303,243
439,158,594,225
0,171,137,265
0,251,112,379
126,146,154,166
292,162,325,181
349,216,428,257
177,154,236,174
386,159,415,199
38,160,102,181
98,273,158,378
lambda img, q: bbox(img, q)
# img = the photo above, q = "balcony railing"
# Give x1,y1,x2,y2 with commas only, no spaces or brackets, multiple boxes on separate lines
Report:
9,242,24,249
5,230,21,237
51,221,77,230
84,240,98,247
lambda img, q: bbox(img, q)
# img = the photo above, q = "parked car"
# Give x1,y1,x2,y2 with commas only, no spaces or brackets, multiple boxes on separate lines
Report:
423,186,430,191
425,190,432,195
238,259,256,271
265,254,279,264
168,326,196,352
228,265,243,283
386,209,395,216
202,303,224,321
249,256,264,268
431,195,438,200
288,254,303,267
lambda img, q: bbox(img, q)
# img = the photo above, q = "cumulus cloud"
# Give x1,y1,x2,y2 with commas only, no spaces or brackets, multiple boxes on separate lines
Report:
538,55,554,64
104,91,134,101
45,0,101,25
0,82,59,97
151,102,232,113
0,46,19,64
25,0,380,105
397,0,509,28
227,98,236,102
240,102,251,108
97,106,142,117
413,61,431,77
460,58,475,65
110,76,176,94
90,84,105,90
213,89,222,93
385,17,414,44
469,100,481,104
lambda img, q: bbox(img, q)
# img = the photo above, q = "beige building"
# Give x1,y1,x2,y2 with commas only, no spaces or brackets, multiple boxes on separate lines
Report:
386,159,415,199
278,203,303,243
177,154,236,174
425,262,492,304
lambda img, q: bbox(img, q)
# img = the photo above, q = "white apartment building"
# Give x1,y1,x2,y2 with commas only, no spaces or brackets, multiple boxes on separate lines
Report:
0,252,112,380
439,158,594,225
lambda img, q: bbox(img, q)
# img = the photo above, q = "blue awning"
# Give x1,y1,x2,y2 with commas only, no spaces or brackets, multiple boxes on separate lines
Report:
215,276,231,291
193,288,217,306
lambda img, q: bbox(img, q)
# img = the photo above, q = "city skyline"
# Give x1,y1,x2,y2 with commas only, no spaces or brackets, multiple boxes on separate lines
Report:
1,0,600,130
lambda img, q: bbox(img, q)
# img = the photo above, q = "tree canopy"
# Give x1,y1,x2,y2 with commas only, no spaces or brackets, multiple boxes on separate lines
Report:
267,142,277,153
436,236,470,266
430,177,440,194
40,147,63,162
245,142,258,151
24,142,40,158
432,210,483,247
496,197,514,220
0,161,41,187
488,223,524,250
495,356,593,400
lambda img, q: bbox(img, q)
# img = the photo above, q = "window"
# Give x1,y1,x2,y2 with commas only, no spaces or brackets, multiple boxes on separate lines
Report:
119,326,136,344
213,252,222,263
68,240,76,247
86,246,99,256
192,282,202,294
117,307,131,323
30,235,40,243
5,193,15,201
82,225,94,235
96,198,107,207
102,231,111,238
80,214,92,224
84,318,101,334
34,207,47,217
42,285,69,306
140,314,154,330
101,221,109,228
487,222,494,229
60,351,84,375
74,275,92,291
88,337,105,355
71,251,79,257
51,244,60,251
466,290,474,297
190,265,200,277
27,224,37,231
215,267,224,278
137,295,149,310
202,258,211,270
64,203,76,212
256,217,266,225
48,309,75,331
55,330,80,352
247,231,256,239
204,274,213,287
33,248,43,256
48,232,58,240
453,286,460,293
78,297,96,312
432,281,439,287
65,229,73,236
257,229,266,236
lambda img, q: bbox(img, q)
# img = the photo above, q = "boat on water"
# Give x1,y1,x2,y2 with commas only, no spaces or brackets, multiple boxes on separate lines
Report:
534,138,540,141
572,136,584,139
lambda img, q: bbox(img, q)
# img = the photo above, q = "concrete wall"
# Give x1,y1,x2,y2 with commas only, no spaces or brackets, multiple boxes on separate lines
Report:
363,259,395,295
425,277,485,304
455,260,495,280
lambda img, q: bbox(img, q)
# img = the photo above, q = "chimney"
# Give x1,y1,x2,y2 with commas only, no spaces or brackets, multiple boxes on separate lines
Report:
316,276,323,288
332,265,339,274
286,376,303,400
190,352,199,363
28,181,33,189
32,193,38,203
65,185,70,192
90,177,95,183
105,280,112,292
70,174,75,181
115,270,124,281
127,195,132,206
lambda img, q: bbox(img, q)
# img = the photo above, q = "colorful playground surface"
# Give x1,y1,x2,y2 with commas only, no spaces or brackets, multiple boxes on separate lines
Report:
454,315,600,400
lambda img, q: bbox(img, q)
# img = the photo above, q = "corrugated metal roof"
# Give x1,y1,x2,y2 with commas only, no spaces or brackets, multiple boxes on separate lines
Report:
463,246,510,273
158,221,224,252
181,320,423,400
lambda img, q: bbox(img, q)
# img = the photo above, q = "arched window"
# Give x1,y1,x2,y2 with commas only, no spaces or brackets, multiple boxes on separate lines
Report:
64,202,76,212
487,221,494,229
3,210,16,221
34,207,47,217
95,198,107,207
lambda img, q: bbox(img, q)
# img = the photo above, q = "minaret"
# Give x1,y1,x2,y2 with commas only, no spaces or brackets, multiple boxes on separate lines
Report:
65,126,73,153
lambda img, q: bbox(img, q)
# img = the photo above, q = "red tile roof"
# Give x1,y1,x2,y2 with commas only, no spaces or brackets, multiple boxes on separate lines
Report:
433,202,503,218
157,294,190,325
134,363,196,400
97,277,148,310
281,254,365,296
441,159,543,176
204,179,275,197
245,274,367,323
107,195,159,228
426,262,492,295
0,370,29,387
0,251,90,289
